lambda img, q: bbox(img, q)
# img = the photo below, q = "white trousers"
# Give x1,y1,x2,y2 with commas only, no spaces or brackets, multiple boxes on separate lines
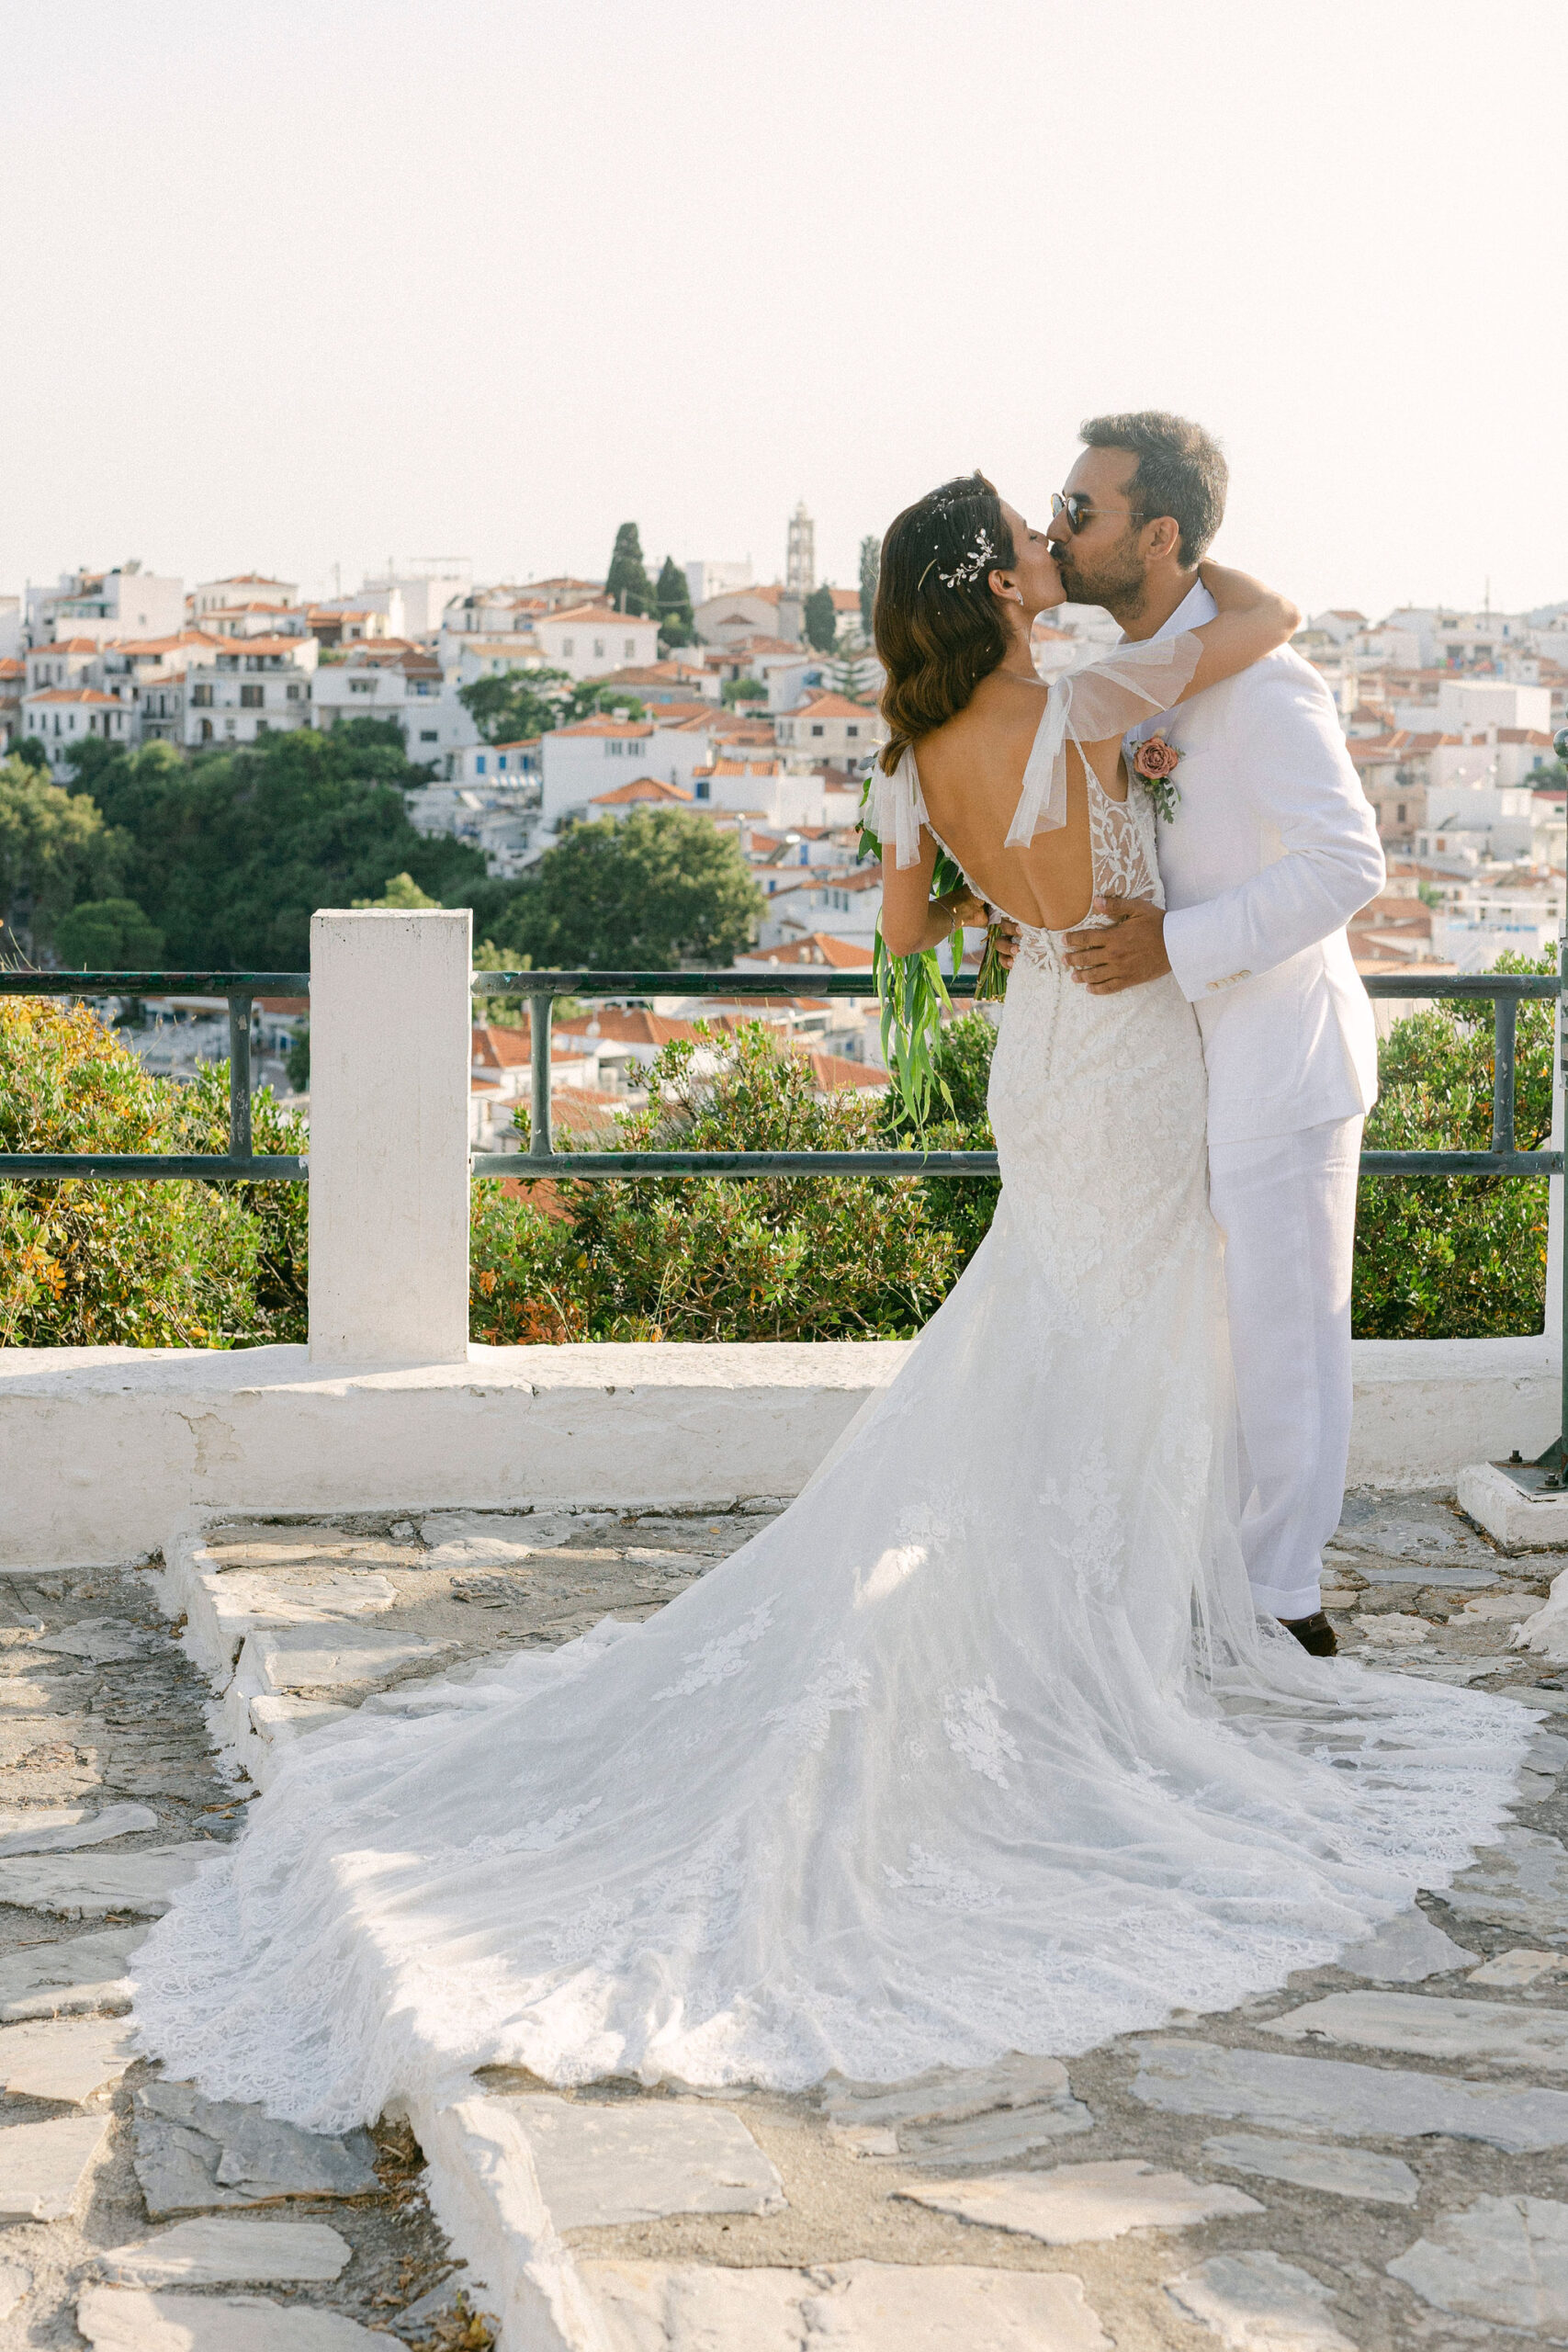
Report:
1207,1115,1363,1622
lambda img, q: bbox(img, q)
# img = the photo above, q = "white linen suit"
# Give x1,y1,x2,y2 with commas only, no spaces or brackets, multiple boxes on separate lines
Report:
1128,583,1386,1619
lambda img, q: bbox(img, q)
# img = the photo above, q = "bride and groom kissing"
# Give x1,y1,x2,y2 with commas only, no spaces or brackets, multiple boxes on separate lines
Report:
884,409,1386,1657
133,413,1531,2127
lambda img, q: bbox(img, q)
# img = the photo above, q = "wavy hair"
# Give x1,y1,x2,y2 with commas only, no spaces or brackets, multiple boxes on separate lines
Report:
874,472,1016,775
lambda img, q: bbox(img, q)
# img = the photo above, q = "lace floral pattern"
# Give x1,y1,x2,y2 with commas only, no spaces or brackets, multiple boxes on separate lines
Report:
130,729,1535,2133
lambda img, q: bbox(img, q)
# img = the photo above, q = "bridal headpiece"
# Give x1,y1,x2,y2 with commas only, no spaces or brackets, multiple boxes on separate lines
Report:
918,526,997,594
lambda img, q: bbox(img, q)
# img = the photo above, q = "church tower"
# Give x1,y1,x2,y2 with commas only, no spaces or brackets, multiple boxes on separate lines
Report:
785,501,815,595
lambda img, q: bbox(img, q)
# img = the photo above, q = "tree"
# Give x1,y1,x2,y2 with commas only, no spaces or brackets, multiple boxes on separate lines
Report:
803,583,838,652
656,556,694,649
352,871,441,910
504,808,764,969
53,897,164,969
14,737,50,775
72,726,485,968
604,522,656,618
721,676,770,706
859,535,881,638
457,669,645,744
0,755,127,956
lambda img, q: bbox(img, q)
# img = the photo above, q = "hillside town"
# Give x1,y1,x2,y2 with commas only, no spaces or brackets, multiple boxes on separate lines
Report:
5,513,1566,1141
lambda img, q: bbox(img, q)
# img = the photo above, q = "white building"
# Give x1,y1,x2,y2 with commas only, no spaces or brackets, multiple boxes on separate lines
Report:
406,784,535,876
191,574,300,617
27,564,186,649
684,560,752,609
359,569,469,640
22,685,133,770
26,639,100,695
455,741,538,786
690,758,837,829
310,648,476,767
774,692,887,774
0,597,20,660
694,583,804,649
539,713,716,823
532,605,660,681
758,867,883,949
1436,679,1552,737
446,636,550,690
184,637,318,747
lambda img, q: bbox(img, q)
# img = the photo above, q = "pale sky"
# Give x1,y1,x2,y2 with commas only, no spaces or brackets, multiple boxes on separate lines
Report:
4,0,1563,622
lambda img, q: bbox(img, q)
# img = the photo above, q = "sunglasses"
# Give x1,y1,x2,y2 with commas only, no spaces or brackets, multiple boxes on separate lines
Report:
1050,491,1142,535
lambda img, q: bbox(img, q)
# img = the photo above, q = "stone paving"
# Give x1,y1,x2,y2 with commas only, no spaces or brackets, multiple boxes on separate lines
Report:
4,1487,1568,2346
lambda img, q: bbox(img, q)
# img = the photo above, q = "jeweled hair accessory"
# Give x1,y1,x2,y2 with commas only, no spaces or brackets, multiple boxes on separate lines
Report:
919,526,995,594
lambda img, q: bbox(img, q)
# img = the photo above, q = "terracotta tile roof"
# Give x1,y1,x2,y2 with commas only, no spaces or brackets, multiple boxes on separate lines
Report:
741,933,875,970
549,716,655,740
471,1023,599,1069
0,659,24,678
553,1009,709,1048
34,639,100,656
784,693,877,719
24,685,124,707
539,603,658,628
590,777,694,805
795,1046,889,1091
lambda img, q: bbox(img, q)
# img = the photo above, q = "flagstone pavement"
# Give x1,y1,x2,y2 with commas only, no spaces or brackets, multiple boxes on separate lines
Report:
4,1487,1568,2348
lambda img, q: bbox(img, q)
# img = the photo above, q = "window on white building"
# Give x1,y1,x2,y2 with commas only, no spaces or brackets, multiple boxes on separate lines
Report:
286,684,301,701
420,729,438,742
562,639,575,656
624,639,635,656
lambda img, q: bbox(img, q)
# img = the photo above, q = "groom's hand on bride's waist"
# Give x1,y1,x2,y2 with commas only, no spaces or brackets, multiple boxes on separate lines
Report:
1062,897,1172,993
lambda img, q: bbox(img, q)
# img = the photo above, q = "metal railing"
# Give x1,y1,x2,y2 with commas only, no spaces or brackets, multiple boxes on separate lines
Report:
4,955,1564,1468
0,971,309,1179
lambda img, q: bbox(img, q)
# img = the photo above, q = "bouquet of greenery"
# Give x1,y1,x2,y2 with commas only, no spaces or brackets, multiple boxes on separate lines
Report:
859,781,1008,1131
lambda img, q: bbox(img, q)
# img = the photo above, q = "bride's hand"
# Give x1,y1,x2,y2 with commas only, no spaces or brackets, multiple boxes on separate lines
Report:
945,887,989,930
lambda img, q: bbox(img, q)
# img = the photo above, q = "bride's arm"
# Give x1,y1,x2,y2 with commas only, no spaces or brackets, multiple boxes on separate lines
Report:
881,831,986,957
1172,561,1302,700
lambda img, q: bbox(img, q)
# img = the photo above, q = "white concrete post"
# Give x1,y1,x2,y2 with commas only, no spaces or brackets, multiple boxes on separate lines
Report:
308,908,472,1365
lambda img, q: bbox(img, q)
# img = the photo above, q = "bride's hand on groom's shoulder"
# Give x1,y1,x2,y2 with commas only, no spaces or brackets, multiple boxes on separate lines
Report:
1062,897,1172,993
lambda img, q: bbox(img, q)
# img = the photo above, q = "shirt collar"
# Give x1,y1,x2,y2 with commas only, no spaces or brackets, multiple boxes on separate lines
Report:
1149,579,1218,641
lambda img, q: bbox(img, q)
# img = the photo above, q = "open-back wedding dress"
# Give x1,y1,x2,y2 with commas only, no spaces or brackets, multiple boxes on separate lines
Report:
134,639,1532,2133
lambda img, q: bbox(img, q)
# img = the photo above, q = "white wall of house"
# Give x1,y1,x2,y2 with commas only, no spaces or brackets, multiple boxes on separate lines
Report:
21,688,132,770
1438,679,1552,734
541,721,716,823
533,607,660,680
184,643,317,747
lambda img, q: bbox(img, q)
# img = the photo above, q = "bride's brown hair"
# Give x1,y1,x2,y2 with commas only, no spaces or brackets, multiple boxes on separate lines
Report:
874,471,1016,775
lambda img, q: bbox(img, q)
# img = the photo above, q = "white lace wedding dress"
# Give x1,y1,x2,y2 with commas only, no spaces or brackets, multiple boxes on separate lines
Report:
134,656,1533,2133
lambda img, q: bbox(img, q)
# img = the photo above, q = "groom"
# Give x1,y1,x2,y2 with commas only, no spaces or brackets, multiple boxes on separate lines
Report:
1040,412,1384,1656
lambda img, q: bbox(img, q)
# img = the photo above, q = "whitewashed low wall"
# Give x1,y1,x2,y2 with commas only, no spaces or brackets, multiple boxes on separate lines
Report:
0,1333,1557,1569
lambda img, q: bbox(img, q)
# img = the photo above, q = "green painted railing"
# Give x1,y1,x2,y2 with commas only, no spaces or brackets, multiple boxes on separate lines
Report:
4,953,1565,1472
0,970,309,1179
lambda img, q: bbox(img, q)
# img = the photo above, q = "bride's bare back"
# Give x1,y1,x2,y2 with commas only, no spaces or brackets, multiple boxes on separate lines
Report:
915,676,1120,933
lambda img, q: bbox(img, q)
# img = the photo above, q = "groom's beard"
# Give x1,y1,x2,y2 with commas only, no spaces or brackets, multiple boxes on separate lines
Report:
1055,544,1148,622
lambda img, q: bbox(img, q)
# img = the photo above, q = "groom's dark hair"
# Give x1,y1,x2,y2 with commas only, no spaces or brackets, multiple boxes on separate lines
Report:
1079,411,1227,566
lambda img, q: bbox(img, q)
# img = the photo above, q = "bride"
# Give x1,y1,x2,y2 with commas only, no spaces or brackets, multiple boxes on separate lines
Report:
134,476,1531,2133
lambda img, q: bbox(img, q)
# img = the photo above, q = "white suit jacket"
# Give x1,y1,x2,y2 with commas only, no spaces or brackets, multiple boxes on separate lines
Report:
1125,582,1385,1146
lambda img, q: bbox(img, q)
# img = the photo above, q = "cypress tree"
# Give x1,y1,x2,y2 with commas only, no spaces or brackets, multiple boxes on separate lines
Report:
656,555,694,646
859,535,880,638
803,582,838,652
604,523,656,617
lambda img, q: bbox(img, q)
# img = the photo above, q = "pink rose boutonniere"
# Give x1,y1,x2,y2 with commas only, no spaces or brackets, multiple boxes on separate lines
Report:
1132,732,1183,822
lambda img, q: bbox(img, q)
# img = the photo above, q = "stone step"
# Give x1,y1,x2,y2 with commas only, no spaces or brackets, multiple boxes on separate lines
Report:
1132,2036,1568,2152
582,2259,1112,2350
77,2286,386,2349
897,2157,1262,2245
0,2014,137,2103
0,1924,146,2022
502,2092,784,2229
0,2111,112,2221
0,1802,157,1858
97,2218,353,2287
0,1840,225,1919
1166,2251,1354,2352
1263,1988,1568,2069
132,2081,379,2218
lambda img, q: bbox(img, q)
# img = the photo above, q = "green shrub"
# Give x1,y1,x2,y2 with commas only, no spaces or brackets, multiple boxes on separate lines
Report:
470,1022,963,1341
0,994,306,1347
1352,953,1553,1338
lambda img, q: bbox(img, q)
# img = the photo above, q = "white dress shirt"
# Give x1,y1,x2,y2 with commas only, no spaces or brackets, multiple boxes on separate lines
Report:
1126,582,1385,1145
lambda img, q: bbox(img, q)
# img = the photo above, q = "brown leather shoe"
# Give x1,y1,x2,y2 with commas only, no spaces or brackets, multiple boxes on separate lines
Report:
1280,1611,1338,1657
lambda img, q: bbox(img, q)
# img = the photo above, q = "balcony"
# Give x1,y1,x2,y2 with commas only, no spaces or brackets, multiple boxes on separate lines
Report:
1,910,1564,1567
